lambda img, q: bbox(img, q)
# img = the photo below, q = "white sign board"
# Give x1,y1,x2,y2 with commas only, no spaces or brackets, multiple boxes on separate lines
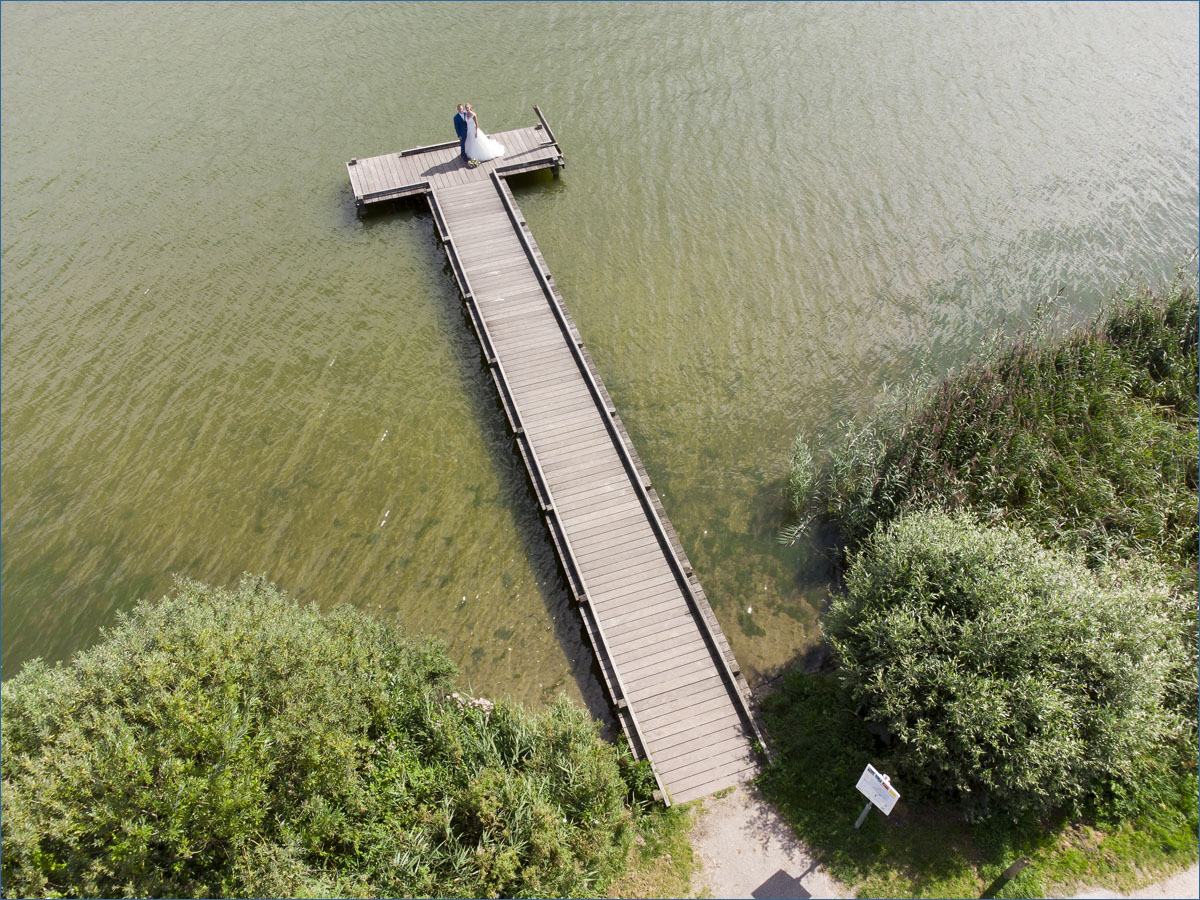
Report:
856,764,900,815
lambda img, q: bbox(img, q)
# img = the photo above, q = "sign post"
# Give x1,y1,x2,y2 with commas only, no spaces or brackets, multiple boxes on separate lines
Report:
854,764,900,828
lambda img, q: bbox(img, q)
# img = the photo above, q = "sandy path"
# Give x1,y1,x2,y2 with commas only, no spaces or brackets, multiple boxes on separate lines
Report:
690,785,843,899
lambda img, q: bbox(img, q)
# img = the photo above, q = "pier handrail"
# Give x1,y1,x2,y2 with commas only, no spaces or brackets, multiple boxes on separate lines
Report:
428,183,674,804
533,105,559,147
489,171,767,754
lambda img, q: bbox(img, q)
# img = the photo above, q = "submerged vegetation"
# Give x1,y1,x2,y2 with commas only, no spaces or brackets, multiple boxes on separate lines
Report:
0,576,661,899
764,265,1199,895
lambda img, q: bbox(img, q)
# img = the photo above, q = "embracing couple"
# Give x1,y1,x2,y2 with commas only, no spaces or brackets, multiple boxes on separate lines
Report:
454,103,505,166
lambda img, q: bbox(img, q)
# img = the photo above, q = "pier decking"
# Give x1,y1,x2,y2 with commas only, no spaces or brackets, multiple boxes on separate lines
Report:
349,109,765,804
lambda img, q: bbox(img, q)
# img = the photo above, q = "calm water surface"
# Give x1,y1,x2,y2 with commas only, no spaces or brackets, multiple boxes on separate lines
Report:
3,2,1197,708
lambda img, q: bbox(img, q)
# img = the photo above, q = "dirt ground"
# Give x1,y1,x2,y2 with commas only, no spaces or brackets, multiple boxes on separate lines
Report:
688,785,1199,900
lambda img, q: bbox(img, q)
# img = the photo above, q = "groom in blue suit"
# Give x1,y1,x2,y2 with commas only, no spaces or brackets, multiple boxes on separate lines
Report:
453,104,469,161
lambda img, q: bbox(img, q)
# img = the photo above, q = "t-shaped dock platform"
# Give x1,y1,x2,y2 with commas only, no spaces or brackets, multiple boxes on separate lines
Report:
348,108,765,804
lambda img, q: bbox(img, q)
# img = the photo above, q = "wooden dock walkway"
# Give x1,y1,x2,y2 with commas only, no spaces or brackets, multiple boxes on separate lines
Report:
349,109,765,804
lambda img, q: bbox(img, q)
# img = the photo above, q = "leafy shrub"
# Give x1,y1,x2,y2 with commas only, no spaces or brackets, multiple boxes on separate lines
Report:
1,575,636,899
824,510,1189,821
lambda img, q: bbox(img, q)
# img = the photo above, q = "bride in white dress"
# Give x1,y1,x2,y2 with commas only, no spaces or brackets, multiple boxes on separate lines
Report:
463,104,505,162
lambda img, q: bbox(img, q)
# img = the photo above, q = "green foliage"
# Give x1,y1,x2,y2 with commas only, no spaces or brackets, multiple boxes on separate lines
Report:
825,510,1189,821
1,576,637,899
820,267,1199,572
758,669,1200,899
785,436,816,517
766,264,1199,891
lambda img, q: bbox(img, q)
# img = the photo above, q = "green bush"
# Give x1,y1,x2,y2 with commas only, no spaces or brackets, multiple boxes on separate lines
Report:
1,575,636,899
824,510,1189,821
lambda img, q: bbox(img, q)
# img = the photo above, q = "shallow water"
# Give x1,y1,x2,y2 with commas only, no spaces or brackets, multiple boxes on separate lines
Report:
3,2,1197,708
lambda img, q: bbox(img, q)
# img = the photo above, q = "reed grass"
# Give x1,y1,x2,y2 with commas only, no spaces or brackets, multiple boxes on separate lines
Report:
808,264,1198,575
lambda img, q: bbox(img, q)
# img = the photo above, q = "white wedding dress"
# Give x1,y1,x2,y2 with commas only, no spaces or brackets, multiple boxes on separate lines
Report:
464,115,505,162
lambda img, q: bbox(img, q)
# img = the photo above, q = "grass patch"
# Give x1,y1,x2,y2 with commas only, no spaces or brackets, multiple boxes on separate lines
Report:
759,671,1199,899
611,802,703,899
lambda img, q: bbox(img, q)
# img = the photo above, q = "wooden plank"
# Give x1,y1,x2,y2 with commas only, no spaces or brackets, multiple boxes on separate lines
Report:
445,222,515,243
592,582,682,617
462,256,537,280
563,508,647,543
537,446,623,480
641,705,744,748
556,494,643,526
469,274,542,297
610,610,704,650
357,157,380,195
366,156,392,194
441,193,503,211
577,542,669,582
487,333,570,358
606,618,706,658
472,277,543,298
638,693,735,730
544,458,629,493
377,153,403,192
462,249,532,269
553,477,640,510
553,483,637,515
608,609,700,644
485,313,562,337
537,433,618,464
619,644,715,681
539,448,620,480
574,521,660,556
515,389,598,419
527,420,610,452
669,765,759,804
654,726,753,765
654,731,756,777
441,203,506,222
476,296,548,320
586,563,677,595
504,358,582,388
592,581,683,618
503,352,580,379
446,223,514,242
556,497,646,532
529,413,615,445
500,340,584,373
636,672,731,714
347,162,365,200
660,744,759,786
514,388,597,418
666,757,759,797
505,362,583,392
601,591,688,629
581,556,673,596
517,396,601,426
573,540,667,580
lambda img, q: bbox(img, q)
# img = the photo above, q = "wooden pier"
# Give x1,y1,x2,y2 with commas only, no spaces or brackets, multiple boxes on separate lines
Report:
349,109,765,804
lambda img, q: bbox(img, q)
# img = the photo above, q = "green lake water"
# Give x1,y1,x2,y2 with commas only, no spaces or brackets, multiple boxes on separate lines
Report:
3,2,1197,711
